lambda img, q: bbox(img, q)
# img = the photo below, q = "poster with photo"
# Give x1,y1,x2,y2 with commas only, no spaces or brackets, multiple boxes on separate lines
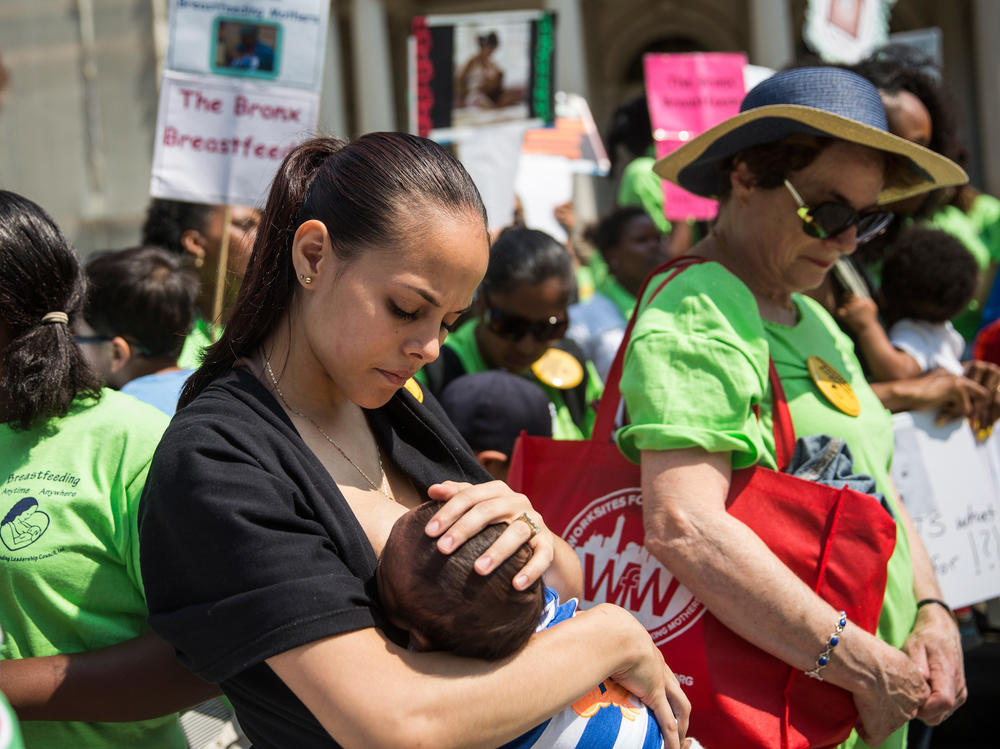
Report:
411,10,556,141
167,0,329,90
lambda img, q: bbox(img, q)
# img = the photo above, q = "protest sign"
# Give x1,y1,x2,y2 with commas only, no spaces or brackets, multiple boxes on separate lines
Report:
167,0,329,90
152,0,327,207
644,53,746,221
891,411,1000,608
411,10,556,142
804,0,895,64
521,92,610,176
151,72,318,206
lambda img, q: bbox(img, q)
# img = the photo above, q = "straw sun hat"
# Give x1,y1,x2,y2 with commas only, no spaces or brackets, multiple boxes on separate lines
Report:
653,66,967,205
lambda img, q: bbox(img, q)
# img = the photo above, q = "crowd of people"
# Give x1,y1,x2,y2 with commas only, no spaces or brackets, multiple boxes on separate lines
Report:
0,41,997,749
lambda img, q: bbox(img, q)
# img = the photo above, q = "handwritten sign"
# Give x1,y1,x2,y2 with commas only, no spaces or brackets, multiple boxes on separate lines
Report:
151,72,318,206
891,411,1000,608
644,53,746,221
151,0,327,206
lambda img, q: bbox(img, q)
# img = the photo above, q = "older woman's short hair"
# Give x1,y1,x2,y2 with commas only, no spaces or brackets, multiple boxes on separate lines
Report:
715,134,921,202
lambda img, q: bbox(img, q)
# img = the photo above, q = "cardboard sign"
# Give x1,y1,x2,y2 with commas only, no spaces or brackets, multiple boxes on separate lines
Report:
151,72,318,206
644,53,746,221
891,411,1000,608
411,10,555,142
167,0,329,90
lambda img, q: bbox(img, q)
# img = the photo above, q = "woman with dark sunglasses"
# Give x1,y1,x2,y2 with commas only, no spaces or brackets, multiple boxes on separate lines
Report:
617,68,969,749
418,227,604,439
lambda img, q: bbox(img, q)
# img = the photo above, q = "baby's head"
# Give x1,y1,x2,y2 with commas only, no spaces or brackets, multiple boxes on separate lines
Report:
880,227,978,325
376,501,544,660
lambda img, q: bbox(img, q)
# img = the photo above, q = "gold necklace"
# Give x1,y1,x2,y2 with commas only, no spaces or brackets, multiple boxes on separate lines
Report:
263,356,395,502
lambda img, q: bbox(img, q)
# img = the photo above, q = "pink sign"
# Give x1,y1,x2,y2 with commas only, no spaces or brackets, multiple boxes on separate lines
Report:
644,53,747,221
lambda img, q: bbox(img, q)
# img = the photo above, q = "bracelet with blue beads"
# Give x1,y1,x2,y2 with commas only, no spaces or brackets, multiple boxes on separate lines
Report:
804,611,847,681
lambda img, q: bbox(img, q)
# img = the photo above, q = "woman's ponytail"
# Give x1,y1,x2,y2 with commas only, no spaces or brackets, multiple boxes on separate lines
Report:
0,191,101,430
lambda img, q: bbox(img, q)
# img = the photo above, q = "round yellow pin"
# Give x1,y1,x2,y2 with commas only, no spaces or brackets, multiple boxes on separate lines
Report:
403,377,424,403
806,355,860,417
530,348,584,389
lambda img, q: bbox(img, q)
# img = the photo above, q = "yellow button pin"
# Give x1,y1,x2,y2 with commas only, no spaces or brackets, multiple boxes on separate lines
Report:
806,355,860,417
531,349,584,390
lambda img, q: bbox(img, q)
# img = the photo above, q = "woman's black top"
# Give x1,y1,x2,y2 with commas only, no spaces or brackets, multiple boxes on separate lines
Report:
138,368,488,748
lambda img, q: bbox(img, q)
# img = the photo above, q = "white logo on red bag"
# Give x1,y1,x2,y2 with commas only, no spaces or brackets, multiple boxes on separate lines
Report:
563,488,705,645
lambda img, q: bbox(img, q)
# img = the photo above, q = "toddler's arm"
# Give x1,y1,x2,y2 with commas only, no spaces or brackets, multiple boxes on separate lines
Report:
836,295,921,382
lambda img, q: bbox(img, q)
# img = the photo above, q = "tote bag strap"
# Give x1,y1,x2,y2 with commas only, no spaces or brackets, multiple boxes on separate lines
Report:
593,256,796,469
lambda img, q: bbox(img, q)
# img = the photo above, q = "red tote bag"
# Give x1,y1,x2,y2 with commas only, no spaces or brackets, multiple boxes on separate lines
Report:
508,257,898,749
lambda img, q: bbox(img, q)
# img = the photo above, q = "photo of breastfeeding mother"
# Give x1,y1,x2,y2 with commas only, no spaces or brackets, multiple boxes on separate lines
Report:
619,68,968,749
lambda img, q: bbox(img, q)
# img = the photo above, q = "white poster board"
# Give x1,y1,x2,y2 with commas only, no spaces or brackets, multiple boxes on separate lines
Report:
151,0,327,206
151,72,319,206
891,411,1000,608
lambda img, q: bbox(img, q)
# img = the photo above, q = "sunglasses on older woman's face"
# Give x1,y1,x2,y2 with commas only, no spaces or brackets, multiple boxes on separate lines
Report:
482,294,569,343
783,179,894,244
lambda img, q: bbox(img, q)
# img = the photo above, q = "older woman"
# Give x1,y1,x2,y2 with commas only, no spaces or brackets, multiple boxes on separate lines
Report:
618,68,967,749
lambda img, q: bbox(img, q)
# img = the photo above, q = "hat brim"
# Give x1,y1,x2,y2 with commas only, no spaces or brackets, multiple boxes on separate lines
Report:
653,104,967,205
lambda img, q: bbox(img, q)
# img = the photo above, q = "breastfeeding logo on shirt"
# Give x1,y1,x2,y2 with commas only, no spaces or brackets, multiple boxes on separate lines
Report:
0,497,50,551
562,488,705,646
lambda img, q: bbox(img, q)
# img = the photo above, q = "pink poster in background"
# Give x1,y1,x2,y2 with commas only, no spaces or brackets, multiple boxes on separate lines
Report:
644,53,747,221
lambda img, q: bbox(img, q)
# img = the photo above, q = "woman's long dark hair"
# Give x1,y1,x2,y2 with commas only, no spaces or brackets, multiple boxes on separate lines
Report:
0,190,101,430
179,133,487,407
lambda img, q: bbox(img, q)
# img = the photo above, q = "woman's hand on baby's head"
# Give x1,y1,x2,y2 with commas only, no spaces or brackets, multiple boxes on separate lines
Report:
425,480,554,590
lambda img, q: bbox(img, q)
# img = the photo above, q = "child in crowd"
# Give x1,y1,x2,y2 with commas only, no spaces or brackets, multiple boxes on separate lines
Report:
377,502,697,749
438,371,554,481
837,227,978,381
78,245,198,415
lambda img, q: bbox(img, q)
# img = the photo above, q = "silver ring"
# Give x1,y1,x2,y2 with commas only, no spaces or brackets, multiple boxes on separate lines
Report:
515,512,539,540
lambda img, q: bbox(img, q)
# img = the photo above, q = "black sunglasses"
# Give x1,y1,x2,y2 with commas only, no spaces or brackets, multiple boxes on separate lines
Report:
784,179,893,244
482,295,568,343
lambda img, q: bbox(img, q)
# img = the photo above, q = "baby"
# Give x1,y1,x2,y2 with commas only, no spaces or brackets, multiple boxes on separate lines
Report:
376,502,700,749
838,226,978,381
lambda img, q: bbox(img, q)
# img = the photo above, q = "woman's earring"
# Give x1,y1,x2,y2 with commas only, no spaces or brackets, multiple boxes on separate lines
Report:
298,273,313,285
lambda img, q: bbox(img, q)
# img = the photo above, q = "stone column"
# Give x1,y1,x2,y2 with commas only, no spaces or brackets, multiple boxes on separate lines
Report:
319,1,349,138
749,0,794,71
973,0,1000,193
351,0,395,134
545,0,589,99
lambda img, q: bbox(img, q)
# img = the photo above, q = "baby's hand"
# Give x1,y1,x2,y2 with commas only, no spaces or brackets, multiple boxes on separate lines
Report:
835,294,880,334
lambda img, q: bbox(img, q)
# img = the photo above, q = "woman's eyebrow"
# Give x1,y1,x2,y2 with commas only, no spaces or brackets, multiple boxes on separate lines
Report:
830,190,878,212
402,284,441,307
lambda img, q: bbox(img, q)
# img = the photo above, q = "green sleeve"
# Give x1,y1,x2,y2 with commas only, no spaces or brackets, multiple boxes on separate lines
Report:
616,264,771,468
617,157,671,234
124,458,155,598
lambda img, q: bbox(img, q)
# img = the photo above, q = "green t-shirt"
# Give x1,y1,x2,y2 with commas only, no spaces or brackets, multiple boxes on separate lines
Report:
177,316,221,370
0,391,184,749
617,156,672,234
617,262,915,749
596,273,636,321
418,320,604,440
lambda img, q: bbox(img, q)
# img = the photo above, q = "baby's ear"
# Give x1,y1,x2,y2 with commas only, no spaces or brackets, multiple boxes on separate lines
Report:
409,629,434,653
